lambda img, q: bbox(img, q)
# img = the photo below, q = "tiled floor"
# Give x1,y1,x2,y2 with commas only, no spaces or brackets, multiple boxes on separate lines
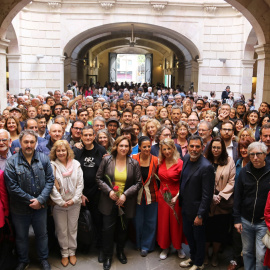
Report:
26,236,242,270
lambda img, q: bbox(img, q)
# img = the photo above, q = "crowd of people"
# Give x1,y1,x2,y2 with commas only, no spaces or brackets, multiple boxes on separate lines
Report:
0,82,270,270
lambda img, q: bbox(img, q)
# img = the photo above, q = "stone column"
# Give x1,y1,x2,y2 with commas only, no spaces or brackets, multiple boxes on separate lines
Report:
77,60,84,86
241,59,256,100
197,59,204,95
254,44,270,109
184,60,199,92
0,38,9,112
7,54,21,95
64,58,78,91
59,56,65,92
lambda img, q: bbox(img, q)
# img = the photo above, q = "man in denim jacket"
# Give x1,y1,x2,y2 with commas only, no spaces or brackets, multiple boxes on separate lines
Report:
4,130,54,270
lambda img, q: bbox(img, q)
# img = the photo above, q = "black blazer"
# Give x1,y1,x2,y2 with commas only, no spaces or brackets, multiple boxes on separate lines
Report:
179,154,215,221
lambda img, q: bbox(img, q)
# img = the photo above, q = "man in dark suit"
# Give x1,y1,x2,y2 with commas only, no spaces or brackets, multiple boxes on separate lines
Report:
179,135,215,270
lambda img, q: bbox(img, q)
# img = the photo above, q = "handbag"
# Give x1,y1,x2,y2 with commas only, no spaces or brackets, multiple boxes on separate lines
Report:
262,229,270,249
214,188,234,211
77,206,94,248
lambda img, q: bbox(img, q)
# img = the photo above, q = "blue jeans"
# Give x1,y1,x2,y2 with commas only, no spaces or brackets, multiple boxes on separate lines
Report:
134,200,158,251
11,208,48,263
182,213,205,266
241,217,267,270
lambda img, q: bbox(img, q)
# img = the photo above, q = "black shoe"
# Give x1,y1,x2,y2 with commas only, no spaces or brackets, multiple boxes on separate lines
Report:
103,258,112,270
98,250,104,263
140,250,148,257
40,260,51,270
15,263,29,270
117,251,127,264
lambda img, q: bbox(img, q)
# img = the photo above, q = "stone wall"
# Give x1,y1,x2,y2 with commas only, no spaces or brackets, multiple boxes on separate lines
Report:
8,0,255,99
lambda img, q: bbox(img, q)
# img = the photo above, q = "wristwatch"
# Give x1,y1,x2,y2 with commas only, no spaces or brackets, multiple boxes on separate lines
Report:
197,215,202,219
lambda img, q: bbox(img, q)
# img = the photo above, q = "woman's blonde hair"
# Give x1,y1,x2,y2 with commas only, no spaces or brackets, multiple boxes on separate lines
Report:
142,119,161,137
158,138,180,165
50,140,74,161
94,108,104,117
237,127,255,141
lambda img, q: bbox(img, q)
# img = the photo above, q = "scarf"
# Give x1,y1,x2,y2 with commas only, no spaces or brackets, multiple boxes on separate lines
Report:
52,159,74,196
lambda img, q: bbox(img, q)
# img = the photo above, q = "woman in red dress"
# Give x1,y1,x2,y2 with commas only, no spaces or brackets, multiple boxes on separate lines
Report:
157,138,186,260
264,191,270,268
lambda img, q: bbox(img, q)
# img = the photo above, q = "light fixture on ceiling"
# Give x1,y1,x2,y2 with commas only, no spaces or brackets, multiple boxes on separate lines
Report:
125,24,140,47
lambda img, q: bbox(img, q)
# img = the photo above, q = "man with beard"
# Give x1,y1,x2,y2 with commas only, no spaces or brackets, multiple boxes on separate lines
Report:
121,108,133,129
187,114,200,135
260,123,270,162
0,129,12,170
220,121,238,163
77,109,89,125
258,102,269,118
133,104,143,117
146,106,156,119
60,107,72,132
171,105,182,127
198,121,212,150
10,118,47,155
236,103,246,119
195,98,205,117
73,126,106,260
4,130,54,270
179,135,215,270
41,104,53,129
36,114,49,139
106,118,119,140
245,110,260,141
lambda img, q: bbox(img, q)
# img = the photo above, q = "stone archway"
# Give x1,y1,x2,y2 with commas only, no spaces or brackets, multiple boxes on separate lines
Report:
62,22,201,91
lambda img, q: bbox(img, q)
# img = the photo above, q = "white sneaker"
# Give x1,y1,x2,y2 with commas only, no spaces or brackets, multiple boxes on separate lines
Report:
177,248,186,259
160,248,169,260
189,265,204,270
179,258,193,268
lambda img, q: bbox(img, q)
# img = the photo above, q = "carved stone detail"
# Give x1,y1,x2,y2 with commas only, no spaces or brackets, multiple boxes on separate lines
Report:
152,4,166,11
204,6,217,14
100,1,115,10
48,2,62,9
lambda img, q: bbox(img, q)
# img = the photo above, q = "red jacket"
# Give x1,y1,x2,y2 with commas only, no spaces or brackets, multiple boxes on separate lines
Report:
0,170,9,228
264,191,270,267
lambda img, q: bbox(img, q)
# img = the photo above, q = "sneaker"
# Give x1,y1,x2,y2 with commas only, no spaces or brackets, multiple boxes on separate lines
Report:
160,248,169,260
180,258,193,268
189,265,204,270
211,254,218,267
140,250,148,257
177,248,186,259
40,260,51,270
227,260,240,270
15,263,29,270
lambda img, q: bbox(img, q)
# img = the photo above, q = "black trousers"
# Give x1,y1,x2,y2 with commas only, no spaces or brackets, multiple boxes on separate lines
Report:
86,191,103,249
102,205,129,258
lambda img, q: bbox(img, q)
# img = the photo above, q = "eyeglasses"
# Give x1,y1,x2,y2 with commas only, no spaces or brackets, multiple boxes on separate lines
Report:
188,119,199,122
73,127,83,131
221,128,233,132
249,152,264,158
0,139,8,142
